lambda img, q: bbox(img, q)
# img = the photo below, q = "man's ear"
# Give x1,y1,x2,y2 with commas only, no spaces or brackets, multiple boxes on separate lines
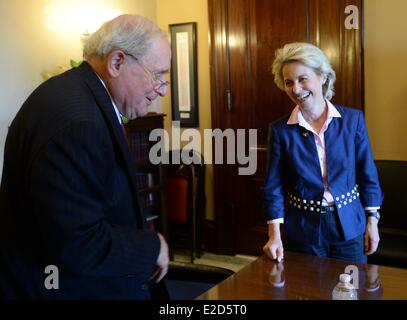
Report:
107,51,125,77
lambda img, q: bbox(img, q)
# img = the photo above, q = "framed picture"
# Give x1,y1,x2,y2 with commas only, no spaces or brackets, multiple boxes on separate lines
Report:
169,22,199,127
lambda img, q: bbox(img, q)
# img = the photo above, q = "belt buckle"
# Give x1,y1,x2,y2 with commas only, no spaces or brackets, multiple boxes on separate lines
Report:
321,205,335,214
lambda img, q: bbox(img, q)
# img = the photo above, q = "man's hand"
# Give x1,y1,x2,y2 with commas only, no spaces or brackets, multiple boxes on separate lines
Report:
151,233,169,283
263,223,284,262
364,217,380,255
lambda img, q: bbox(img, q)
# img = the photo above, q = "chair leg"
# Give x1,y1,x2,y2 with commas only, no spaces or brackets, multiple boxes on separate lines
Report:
191,215,195,263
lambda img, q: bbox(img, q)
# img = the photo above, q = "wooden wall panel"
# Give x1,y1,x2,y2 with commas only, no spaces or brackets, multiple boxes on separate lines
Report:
309,0,364,109
250,0,309,142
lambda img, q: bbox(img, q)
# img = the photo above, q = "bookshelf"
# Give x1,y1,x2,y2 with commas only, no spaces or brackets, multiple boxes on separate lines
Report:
124,113,168,238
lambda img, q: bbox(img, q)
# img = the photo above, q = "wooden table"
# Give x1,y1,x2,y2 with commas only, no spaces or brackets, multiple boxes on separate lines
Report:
196,251,407,300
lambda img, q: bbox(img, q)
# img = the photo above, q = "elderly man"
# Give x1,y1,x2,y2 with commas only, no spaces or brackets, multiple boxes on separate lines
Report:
0,14,170,299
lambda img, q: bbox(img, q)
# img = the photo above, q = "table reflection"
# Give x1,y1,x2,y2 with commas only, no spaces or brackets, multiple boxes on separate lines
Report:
359,264,383,299
268,261,285,288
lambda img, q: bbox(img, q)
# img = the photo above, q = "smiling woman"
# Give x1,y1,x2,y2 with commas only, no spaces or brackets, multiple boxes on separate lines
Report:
263,42,383,265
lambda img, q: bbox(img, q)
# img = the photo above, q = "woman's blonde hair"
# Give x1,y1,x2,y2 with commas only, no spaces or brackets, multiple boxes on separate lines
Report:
272,42,336,100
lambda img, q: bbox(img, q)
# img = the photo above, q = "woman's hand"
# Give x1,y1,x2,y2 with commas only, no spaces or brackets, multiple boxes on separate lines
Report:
364,217,380,255
263,223,284,262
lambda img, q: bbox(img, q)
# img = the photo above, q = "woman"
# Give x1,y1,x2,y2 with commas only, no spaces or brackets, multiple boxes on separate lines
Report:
263,43,382,263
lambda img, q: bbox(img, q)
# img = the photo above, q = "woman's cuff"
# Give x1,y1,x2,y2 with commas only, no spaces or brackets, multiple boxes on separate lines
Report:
267,218,284,224
365,206,380,212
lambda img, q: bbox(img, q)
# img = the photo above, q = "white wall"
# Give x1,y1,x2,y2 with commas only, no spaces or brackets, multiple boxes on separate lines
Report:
0,0,157,180
156,0,215,220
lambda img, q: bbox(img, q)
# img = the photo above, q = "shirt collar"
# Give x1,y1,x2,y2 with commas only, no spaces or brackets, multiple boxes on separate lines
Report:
95,74,123,124
287,100,341,126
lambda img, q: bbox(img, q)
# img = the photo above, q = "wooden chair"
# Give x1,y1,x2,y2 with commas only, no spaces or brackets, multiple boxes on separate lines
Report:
164,149,205,263
368,160,407,268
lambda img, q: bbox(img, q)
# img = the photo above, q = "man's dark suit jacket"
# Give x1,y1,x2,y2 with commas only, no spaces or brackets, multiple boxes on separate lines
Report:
0,62,160,299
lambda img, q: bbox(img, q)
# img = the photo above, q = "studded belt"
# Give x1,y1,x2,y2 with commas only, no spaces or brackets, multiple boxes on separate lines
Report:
333,185,360,209
288,185,360,213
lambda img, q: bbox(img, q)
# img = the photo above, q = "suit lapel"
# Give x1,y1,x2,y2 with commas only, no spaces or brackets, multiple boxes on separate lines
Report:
324,108,344,186
294,125,323,182
78,62,146,228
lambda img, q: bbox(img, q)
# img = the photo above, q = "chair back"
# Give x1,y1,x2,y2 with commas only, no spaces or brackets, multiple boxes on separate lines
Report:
369,160,407,268
375,160,407,229
151,261,234,300
164,149,206,262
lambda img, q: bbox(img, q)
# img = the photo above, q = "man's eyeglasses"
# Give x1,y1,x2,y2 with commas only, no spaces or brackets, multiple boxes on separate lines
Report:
124,52,170,93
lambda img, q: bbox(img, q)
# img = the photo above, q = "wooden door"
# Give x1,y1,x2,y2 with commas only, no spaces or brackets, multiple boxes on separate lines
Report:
208,0,363,255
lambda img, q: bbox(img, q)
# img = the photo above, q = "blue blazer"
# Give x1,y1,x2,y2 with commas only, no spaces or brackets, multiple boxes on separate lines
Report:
264,106,383,244
0,62,159,299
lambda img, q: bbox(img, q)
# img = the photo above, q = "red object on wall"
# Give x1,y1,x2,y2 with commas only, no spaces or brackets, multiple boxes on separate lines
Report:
166,177,188,223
